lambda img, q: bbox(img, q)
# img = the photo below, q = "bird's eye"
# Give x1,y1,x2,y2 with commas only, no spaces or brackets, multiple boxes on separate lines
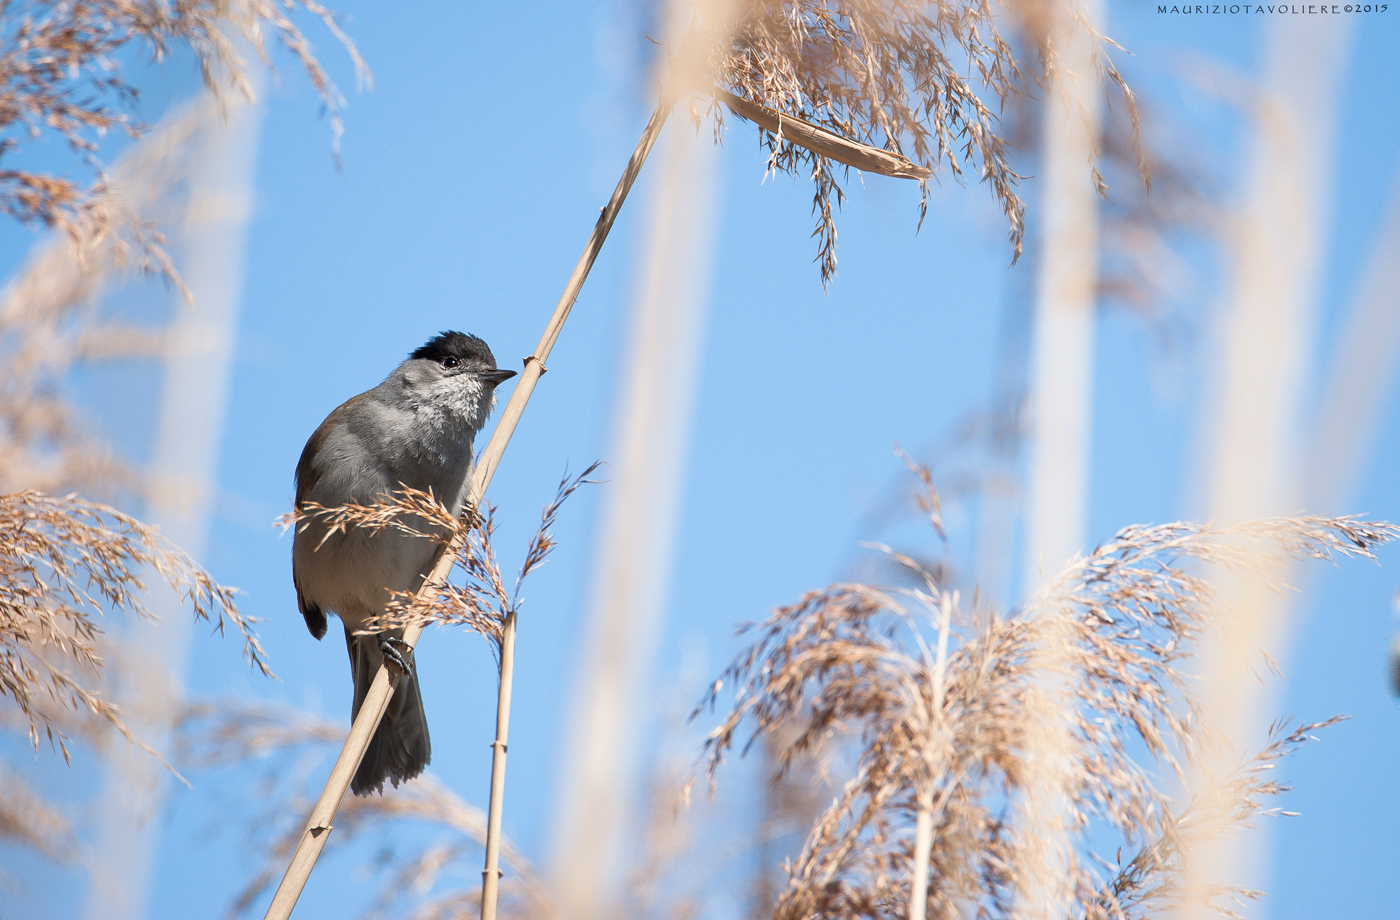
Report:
440,356,459,369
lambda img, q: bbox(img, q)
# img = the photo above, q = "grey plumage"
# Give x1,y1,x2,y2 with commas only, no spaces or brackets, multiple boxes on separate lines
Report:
292,331,515,795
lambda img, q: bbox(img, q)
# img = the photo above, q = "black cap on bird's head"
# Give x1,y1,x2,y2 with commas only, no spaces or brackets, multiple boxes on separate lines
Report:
410,331,495,366
410,331,516,384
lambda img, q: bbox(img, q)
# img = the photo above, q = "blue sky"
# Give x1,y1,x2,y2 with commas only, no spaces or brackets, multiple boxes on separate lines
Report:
3,1,1400,917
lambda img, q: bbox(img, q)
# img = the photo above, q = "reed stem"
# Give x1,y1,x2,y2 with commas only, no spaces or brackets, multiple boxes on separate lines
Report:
909,797,934,920
480,610,517,920
261,90,677,920
909,592,953,920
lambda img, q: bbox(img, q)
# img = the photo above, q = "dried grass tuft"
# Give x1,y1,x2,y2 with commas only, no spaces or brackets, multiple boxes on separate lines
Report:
1,11,361,498
694,0,1134,285
0,490,267,760
0,0,365,240
693,467,1392,919
277,463,604,656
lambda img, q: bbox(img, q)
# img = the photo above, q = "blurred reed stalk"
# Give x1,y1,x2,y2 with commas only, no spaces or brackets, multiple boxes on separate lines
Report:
81,78,262,920
1021,0,1104,915
548,1,736,916
1023,0,1104,594
1291,156,1400,697
1182,15,1354,917
1303,161,1400,513
907,590,953,920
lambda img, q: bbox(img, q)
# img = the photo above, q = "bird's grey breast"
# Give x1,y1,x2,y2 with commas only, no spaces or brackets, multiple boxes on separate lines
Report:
365,371,478,512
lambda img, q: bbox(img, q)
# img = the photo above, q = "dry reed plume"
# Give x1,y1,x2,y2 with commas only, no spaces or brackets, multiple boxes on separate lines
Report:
694,467,1393,919
0,0,351,863
0,98,298,880
0,490,267,760
1,0,360,492
1,88,293,849
703,0,1135,283
281,462,602,652
1,0,364,246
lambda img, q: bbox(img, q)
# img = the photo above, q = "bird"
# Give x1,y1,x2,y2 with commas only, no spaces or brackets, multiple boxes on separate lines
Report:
292,331,517,795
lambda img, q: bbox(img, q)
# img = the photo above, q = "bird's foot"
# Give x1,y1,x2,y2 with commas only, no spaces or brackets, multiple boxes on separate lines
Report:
378,635,415,677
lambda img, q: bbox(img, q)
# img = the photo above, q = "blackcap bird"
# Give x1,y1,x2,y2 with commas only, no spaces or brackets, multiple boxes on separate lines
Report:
292,331,516,795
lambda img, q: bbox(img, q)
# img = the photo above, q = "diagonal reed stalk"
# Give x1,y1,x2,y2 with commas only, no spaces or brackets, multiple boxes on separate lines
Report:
262,74,936,920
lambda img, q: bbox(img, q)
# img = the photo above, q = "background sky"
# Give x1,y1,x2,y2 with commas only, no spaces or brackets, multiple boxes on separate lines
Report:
2,1,1399,917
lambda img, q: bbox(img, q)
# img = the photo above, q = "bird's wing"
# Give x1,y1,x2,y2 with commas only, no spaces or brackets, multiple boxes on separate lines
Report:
294,392,378,506
293,393,373,639
296,574,328,640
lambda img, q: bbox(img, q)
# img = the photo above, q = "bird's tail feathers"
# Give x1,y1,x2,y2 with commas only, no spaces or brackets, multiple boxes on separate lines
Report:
346,628,431,796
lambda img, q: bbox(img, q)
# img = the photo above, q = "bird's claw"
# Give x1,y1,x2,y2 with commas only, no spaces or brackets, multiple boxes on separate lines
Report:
378,635,414,677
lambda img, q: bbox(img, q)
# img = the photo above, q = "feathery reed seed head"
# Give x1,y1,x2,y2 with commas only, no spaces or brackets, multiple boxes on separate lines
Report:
690,0,1137,284
0,490,264,759
694,467,1393,919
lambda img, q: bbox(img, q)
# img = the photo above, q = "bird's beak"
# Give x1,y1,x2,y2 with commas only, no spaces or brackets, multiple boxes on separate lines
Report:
481,368,518,385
